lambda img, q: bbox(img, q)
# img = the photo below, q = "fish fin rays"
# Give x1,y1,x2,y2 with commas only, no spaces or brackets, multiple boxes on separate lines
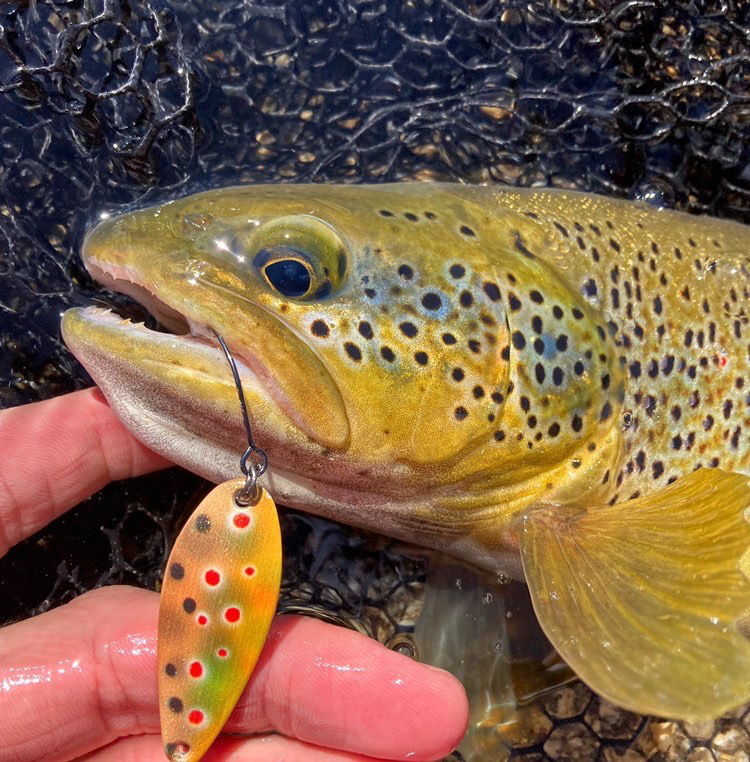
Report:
518,468,750,721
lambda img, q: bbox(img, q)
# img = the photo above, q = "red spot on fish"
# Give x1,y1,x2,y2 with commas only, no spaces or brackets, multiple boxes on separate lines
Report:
205,569,220,586
720,355,728,367
197,614,208,626
189,661,203,678
244,566,256,577
225,607,241,623
233,513,250,528
217,648,228,658
188,709,204,724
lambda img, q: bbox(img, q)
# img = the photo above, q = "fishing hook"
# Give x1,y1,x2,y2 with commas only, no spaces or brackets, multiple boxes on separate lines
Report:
213,330,269,506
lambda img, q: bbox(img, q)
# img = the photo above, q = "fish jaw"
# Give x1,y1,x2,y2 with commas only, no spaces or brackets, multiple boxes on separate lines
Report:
62,206,351,482
90,210,347,437
62,307,306,483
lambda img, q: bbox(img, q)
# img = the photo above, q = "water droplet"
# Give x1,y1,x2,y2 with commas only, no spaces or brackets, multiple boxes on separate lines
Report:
482,592,493,604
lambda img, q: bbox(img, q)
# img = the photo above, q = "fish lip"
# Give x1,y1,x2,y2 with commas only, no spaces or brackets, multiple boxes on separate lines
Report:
81,254,271,401
80,251,351,450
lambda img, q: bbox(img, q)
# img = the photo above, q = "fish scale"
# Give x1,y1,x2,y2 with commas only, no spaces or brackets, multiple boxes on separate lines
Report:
492,186,750,500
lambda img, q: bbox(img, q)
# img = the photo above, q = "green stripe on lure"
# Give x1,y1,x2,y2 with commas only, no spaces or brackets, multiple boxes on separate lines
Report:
62,183,750,734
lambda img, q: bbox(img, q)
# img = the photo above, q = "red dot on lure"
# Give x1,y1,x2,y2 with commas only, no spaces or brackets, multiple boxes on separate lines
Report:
233,512,250,528
188,709,204,725
224,607,241,623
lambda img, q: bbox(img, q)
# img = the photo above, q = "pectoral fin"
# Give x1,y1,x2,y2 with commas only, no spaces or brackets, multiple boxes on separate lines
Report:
157,480,282,761
519,468,750,721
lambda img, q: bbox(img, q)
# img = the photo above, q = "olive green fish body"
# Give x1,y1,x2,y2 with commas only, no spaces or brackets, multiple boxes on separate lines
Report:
62,184,750,725
491,186,750,504
62,183,750,564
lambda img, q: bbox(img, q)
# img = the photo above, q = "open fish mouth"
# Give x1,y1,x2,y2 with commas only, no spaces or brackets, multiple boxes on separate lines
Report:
74,254,266,400
61,213,351,487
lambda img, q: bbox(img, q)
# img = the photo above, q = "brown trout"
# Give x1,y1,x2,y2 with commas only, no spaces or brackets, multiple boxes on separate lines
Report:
62,183,750,728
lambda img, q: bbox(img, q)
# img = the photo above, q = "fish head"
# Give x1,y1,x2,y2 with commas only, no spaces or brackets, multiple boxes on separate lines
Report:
62,184,621,567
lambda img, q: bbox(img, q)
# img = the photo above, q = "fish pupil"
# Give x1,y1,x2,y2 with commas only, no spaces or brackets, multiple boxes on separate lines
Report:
265,259,311,297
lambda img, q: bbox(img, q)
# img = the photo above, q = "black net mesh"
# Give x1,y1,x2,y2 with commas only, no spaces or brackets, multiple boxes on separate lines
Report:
2,1,750,758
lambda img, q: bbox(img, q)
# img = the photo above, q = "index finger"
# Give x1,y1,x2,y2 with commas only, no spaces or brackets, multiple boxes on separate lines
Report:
0,388,171,556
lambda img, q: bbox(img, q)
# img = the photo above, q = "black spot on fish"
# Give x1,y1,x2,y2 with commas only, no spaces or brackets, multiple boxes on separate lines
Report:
345,343,362,362
460,225,475,237
484,282,501,301
358,321,374,339
452,368,465,381
449,264,465,278
442,333,457,345
311,320,330,338
421,293,441,310
399,321,417,338
398,264,413,280
381,346,395,362
414,351,428,366
454,406,468,420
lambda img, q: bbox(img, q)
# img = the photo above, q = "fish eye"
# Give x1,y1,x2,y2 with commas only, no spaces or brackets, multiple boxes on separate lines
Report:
246,215,348,301
263,258,312,298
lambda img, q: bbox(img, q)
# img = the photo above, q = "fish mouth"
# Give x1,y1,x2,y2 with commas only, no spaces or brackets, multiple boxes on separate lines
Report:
62,216,351,485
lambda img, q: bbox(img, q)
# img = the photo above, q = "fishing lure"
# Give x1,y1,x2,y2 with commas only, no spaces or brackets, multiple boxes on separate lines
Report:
156,334,282,761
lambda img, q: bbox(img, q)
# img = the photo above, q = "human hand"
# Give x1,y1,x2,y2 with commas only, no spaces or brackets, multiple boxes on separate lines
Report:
0,389,468,761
